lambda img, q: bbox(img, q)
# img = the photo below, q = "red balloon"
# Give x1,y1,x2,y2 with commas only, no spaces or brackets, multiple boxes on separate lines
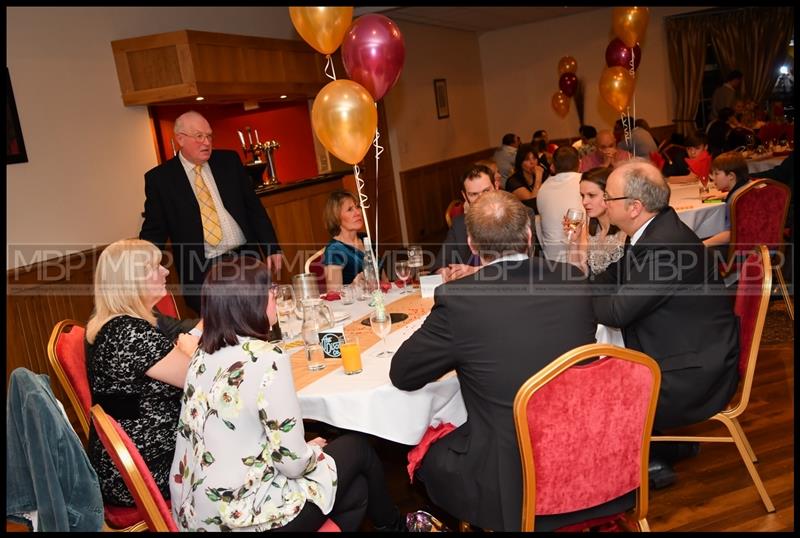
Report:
559,72,578,98
605,38,642,71
342,14,406,102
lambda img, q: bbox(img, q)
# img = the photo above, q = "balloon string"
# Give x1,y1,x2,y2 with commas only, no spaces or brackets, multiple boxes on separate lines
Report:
621,110,633,161
373,124,384,261
325,55,337,81
629,48,636,159
353,164,372,241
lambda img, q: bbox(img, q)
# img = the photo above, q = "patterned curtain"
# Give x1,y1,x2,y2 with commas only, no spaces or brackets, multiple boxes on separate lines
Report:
709,7,794,105
665,17,707,136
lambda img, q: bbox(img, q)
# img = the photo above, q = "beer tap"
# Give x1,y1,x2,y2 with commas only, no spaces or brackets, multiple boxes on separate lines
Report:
262,140,280,185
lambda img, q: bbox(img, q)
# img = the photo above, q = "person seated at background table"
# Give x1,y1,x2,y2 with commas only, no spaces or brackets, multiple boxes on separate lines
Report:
572,124,598,158
86,238,199,506
321,190,387,291
169,255,405,532
590,160,740,489
530,129,552,173
565,166,627,275
579,129,631,172
701,151,753,248
505,143,548,214
536,146,583,262
615,118,658,158
665,131,710,184
391,190,599,532
706,107,736,157
432,164,499,283
492,132,520,188
474,157,503,190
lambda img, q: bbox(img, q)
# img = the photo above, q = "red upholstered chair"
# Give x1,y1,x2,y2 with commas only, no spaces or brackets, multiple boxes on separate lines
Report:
444,200,464,228
652,245,775,512
47,320,147,532
91,404,177,532
91,404,342,532
724,179,793,320
513,344,661,532
305,247,328,291
154,292,180,319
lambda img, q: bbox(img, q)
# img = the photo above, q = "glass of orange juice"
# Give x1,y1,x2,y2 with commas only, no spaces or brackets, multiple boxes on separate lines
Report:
340,336,362,375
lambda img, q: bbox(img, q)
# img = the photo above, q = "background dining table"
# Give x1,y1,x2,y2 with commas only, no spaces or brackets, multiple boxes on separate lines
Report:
669,181,727,238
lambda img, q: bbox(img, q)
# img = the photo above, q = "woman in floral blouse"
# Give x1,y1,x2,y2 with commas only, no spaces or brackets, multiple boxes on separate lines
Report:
565,166,627,275
169,255,404,531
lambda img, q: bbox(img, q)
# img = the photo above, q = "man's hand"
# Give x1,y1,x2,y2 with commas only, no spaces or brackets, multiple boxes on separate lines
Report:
444,263,480,282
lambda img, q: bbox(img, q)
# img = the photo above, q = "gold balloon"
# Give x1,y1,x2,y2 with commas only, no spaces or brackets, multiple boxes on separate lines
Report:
612,7,650,48
599,66,636,113
558,56,578,75
551,90,570,118
289,6,353,55
312,79,377,165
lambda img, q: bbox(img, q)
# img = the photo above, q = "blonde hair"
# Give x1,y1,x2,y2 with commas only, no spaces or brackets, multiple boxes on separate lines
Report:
86,239,162,343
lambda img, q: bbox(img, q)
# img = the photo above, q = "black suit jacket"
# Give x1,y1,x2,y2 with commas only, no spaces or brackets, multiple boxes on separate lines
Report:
390,257,597,531
592,207,740,429
431,214,471,272
140,150,280,309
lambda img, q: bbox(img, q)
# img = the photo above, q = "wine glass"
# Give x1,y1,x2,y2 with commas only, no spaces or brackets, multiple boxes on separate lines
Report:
394,260,411,294
564,208,585,243
369,311,393,357
275,284,296,340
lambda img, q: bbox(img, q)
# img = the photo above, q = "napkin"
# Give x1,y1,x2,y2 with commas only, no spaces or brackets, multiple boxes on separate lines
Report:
649,151,665,171
406,422,456,483
394,279,406,288
322,291,341,301
379,281,391,293
685,150,711,180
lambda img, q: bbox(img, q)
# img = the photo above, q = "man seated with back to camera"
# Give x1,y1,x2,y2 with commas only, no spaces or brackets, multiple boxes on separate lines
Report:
587,160,740,489
391,190,614,532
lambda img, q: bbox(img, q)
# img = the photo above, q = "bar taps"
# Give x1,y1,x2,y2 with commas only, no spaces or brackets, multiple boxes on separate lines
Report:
238,127,262,164
262,140,280,185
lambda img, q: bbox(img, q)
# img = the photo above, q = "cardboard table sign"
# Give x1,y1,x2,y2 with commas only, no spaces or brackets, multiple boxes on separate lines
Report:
420,274,444,298
318,324,345,358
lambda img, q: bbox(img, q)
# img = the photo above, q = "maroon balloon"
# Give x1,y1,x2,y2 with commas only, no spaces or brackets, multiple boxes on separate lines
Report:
342,14,406,102
559,72,578,98
605,38,642,71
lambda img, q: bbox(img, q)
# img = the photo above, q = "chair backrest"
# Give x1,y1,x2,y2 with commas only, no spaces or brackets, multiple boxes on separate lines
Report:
730,245,772,414
305,247,327,291
513,344,661,532
445,199,464,228
728,179,791,265
90,404,177,532
154,292,180,319
47,319,91,441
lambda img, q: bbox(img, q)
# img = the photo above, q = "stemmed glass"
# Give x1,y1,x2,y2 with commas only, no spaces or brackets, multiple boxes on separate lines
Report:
275,284,296,340
369,311,393,357
564,208,585,243
394,260,411,294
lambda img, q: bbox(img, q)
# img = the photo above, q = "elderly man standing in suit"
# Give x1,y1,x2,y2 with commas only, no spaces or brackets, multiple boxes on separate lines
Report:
140,111,281,314
391,190,599,531
591,160,739,487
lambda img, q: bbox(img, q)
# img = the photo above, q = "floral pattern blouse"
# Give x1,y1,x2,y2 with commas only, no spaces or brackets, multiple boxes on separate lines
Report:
587,229,627,275
169,337,337,531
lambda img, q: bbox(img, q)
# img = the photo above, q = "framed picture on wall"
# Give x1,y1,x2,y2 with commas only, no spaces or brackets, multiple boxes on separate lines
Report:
7,68,28,165
434,78,449,119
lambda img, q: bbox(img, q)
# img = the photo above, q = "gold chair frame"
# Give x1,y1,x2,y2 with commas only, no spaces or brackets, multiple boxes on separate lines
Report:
725,179,793,320
91,405,173,532
653,244,775,512
513,344,662,532
444,199,463,229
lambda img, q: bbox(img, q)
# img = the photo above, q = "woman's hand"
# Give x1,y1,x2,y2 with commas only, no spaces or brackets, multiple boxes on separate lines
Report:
176,332,199,356
308,437,327,448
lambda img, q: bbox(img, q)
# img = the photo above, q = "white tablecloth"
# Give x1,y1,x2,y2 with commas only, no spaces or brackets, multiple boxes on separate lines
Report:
747,155,786,174
295,285,624,445
669,182,727,238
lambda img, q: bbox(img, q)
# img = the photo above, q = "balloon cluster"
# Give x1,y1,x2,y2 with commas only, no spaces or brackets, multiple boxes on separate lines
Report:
290,7,406,165
599,7,649,113
552,56,578,118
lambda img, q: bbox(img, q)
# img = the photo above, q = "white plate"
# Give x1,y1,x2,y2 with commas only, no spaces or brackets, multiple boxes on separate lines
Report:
333,311,351,323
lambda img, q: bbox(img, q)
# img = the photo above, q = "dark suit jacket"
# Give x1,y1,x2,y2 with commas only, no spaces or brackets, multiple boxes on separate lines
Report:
140,150,280,310
431,214,471,272
390,257,597,531
592,207,740,430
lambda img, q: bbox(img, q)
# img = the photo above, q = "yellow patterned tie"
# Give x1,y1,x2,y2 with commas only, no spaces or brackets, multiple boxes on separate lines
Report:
193,164,222,246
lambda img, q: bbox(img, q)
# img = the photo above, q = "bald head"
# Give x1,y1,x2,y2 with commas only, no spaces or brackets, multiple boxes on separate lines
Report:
465,190,531,262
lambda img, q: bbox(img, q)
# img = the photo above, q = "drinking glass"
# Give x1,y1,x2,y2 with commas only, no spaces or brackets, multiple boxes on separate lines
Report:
564,208,585,243
698,175,710,196
369,311,393,357
339,335,363,375
407,246,424,288
275,285,296,340
395,260,411,294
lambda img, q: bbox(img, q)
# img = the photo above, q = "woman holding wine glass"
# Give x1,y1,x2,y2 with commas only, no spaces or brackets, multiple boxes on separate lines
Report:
321,190,388,292
505,143,548,214
564,166,627,275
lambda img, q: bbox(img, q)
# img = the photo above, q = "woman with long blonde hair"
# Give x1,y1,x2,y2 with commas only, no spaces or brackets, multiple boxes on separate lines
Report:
86,238,197,506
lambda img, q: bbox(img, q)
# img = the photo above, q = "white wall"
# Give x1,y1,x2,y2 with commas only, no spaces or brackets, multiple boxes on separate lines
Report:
6,7,298,269
479,6,699,145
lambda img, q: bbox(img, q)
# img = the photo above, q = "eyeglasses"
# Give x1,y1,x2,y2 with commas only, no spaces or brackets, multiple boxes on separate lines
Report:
178,132,213,143
603,193,630,202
